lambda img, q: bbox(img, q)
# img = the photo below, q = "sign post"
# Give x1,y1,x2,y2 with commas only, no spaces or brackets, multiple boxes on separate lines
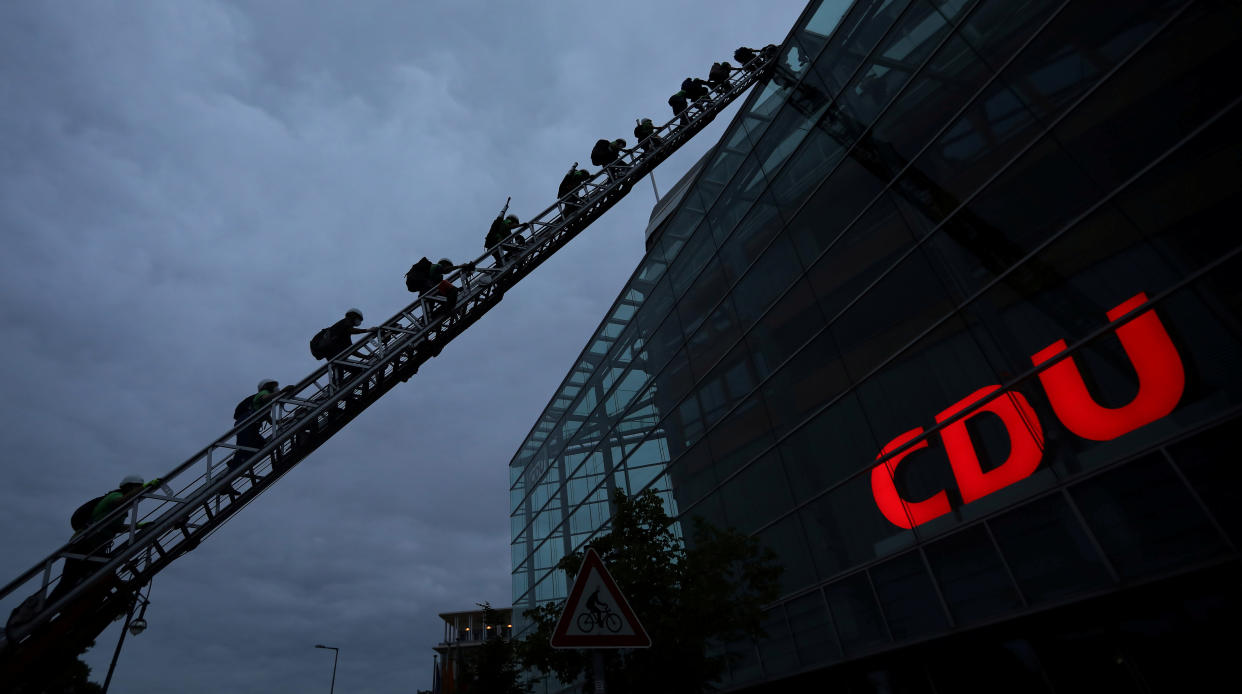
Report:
550,548,651,693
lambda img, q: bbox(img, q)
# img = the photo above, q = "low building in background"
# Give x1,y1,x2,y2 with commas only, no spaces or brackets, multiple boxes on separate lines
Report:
433,606,513,692
509,0,1242,692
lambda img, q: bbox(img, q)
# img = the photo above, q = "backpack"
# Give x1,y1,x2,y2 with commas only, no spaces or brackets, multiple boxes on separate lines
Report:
559,170,586,198
406,257,434,293
590,139,613,166
71,495,107,532
233,394,255,422
310,328,334,360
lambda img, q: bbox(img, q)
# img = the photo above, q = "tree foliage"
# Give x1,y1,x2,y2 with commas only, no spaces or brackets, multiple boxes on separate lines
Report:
8,643,104,694
456,602,531,694
515,489,782,693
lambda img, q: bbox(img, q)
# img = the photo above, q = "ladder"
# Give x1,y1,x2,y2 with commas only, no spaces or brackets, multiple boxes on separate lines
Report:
0,54,775,679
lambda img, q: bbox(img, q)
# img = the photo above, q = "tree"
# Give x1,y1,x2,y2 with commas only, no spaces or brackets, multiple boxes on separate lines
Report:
515,489,782,693
456,602,531,694
8,643,104,694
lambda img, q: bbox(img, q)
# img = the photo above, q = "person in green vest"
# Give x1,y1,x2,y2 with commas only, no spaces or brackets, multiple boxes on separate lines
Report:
634,118,661,154
46,476,160,605
485,214,526,266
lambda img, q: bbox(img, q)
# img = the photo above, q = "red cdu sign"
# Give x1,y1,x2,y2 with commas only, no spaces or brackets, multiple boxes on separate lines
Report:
871,292,1185,529
550,548,652,649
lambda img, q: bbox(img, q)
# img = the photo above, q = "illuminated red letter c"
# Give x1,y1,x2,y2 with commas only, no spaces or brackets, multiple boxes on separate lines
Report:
1031,293,1184,441
870,428,951,529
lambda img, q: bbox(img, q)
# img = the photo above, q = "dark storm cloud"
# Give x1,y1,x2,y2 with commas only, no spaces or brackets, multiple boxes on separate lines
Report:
0,1,814,691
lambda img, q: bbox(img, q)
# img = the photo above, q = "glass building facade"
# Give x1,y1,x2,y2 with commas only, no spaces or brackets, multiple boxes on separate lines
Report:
510,0,1242,690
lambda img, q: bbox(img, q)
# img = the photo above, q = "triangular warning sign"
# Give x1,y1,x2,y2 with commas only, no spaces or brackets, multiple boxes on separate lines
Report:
550,548,651,649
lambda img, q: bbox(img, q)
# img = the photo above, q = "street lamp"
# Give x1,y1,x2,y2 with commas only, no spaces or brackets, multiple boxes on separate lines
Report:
314,644,339,694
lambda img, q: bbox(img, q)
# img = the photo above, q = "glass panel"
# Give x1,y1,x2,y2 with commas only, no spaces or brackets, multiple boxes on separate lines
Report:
830,246,957,383
779,391,878,503
804,190,919,319
758,607,799,677
990,492,1112,604
700,125,755,191
870,550,949,640
723,639,763,686
759,513,819,595
717,191,787,284
804,0,854,37
838,0,953,129
751,91,825,181
696,343,758,431
788,148,891,268
1070,453,1228,580
746,278,826,380
730,235,803,330
707,394,774,483
666,441,714,509
1170,418,1242,546
643,305,684,377
1002,0,1186,126
953,0,1062,71
825,571,890,655
1116,103,1242,278
785,590,842,667
654,348,693,418
685,297,742,382
816,0,916,99
720,451,792,535
924,525,1022,624
761,329,851,439
676,258,729,337
869,33,993,171
705,152,770,246
801,472,915,579
899,81,1038,221
666,224,718,298
857,313,1005,457
962,137,1104,265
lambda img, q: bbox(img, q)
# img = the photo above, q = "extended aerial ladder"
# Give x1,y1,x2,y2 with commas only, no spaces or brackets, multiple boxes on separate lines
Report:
0,52,776,681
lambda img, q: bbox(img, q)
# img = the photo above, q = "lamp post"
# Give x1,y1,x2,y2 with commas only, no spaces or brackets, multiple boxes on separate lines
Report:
314,644,339,694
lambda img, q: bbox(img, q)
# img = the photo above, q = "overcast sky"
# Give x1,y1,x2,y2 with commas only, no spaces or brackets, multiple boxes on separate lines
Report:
0,1,815,691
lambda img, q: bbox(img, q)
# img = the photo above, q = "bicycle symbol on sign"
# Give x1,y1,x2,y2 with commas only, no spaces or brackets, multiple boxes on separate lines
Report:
576,589,622,633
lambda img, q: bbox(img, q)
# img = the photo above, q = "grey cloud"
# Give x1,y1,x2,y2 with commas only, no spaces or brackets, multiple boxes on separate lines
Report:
0,0,809,691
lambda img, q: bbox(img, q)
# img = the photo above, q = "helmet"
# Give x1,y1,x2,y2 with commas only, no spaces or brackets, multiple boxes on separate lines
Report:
438,258,453,266
345,308,363,322
119,475,144,488
257,378,278,392
613,138,627,148
641,118,653,125
505,214,519,225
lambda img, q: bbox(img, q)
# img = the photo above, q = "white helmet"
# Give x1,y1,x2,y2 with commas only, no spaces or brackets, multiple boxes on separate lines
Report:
119,475,144,488
345,308,364,322
257,378,278,391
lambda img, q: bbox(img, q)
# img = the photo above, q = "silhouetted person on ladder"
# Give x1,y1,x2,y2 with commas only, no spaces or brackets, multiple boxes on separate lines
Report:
310,308,374,387
591,138,629,182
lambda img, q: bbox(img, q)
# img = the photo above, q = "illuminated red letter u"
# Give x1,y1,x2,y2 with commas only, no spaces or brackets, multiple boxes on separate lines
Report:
1030,293,1185,441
